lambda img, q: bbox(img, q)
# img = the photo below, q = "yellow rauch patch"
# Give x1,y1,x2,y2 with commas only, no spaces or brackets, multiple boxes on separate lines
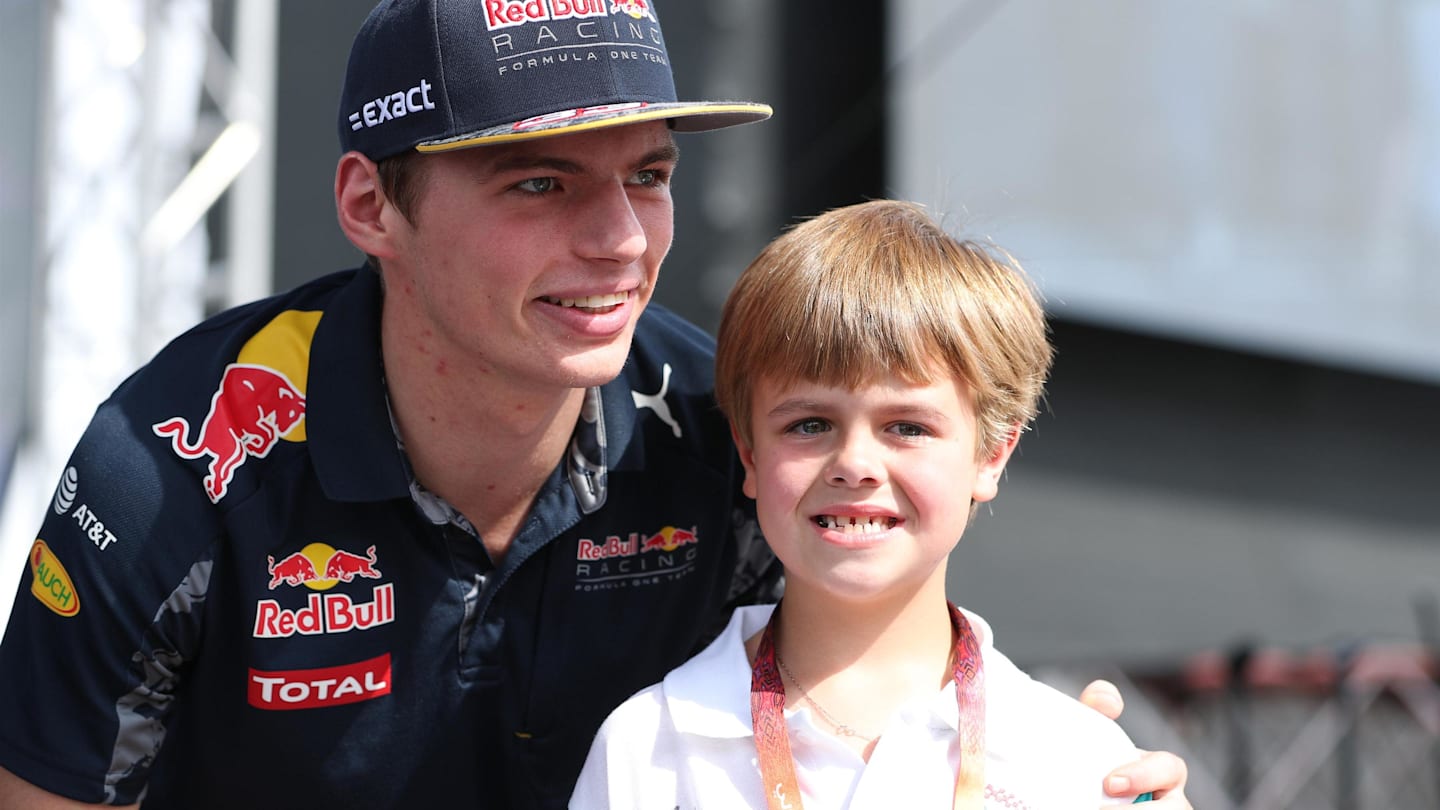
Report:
29,540,80,617
237,310,322,443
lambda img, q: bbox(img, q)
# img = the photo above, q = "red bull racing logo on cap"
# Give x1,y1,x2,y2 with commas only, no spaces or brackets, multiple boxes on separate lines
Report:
482,0,655,31
574,524,699,591
610,0,653,21
153,363,305,503
483,0,609,30
255,543,395,638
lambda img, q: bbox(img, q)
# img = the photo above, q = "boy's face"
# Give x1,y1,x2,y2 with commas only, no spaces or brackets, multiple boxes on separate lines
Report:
379,122,678,391
734,371,1017,605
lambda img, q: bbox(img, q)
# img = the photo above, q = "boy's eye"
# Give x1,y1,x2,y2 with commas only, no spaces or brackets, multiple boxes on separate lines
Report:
786,418,829,436
515,177,556,194
890,422,929,438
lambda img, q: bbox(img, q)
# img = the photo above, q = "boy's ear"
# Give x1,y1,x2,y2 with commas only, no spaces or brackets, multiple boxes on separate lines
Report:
335,151,401,262
729,423,759,501
971,423,1022,504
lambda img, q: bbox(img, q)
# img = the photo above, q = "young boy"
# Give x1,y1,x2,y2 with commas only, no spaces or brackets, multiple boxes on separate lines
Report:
570,200,1152,808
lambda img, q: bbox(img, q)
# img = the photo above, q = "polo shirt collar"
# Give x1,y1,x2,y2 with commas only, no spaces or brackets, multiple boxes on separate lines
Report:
307,268,410,502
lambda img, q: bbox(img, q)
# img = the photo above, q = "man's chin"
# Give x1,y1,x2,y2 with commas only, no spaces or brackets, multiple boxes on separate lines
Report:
549,345,633,390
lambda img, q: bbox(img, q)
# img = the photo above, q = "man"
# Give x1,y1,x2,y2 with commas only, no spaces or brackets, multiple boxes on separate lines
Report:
0,1,1190,807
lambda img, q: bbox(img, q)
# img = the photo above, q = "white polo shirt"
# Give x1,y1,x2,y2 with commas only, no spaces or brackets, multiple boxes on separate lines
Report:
571,604,1144,809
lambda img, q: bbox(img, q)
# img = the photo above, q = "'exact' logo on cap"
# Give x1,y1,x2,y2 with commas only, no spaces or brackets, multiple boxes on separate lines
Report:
349,78,436,132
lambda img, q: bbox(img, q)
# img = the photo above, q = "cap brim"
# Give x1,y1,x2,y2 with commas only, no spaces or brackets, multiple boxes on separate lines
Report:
415,101,772,152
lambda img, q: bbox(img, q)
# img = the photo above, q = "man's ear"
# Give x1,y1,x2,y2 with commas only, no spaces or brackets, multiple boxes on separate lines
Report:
335,151,400,261
730,423,759,501
971,423,1022,504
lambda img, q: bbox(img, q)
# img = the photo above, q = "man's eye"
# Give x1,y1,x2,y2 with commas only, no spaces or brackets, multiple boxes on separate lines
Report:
515,177,556,194
632,168,668,187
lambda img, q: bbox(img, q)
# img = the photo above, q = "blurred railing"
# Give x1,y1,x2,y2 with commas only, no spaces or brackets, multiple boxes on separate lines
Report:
1040,635,1440,809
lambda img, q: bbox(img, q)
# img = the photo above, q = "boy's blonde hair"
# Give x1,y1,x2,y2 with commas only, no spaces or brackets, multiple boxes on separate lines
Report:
715,199,1053,459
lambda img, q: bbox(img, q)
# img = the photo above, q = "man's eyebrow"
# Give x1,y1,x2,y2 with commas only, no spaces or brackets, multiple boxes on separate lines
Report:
483,142,680,179
487,154,586,176
640,142,681,167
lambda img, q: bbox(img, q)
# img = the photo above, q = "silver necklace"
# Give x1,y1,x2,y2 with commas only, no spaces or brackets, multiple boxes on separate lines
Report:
773,649,877,742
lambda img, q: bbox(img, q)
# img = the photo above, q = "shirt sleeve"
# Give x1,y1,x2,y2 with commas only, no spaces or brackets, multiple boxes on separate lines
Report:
0,398,218,804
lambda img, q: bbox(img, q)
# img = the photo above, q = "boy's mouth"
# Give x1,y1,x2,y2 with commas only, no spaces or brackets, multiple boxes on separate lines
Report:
539,292,629,313
813,515,899,533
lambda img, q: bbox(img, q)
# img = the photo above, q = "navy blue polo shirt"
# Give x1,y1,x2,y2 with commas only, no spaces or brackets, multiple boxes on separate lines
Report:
0,268,778,808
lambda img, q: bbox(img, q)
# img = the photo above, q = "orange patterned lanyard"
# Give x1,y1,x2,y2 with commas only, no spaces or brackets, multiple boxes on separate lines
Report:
750,602,986,810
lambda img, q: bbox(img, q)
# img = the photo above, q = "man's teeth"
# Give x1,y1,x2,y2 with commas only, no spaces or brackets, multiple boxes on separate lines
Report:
544,292,628,309
814,515,898,533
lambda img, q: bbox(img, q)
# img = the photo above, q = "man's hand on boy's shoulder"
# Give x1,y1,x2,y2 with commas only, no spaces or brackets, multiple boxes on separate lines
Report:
1079,679,1194,809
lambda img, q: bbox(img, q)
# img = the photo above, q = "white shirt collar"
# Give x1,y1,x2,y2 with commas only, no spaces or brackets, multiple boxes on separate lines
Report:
661,603,999,740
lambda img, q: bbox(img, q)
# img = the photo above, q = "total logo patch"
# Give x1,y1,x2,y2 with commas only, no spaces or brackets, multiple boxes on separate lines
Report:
574,524,699,591
255,543,395,638
248,653,391,711
28,540,79,617
50,467,119,552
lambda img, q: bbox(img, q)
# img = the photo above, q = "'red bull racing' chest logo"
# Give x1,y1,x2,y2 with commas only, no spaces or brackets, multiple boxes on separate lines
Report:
574,524,699,591
153,363,306,502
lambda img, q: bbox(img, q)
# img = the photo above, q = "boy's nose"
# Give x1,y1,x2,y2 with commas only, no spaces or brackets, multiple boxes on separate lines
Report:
826,434,884,487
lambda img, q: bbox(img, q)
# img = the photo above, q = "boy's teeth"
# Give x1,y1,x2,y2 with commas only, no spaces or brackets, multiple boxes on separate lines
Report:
547,292,627,309
815,515,897,533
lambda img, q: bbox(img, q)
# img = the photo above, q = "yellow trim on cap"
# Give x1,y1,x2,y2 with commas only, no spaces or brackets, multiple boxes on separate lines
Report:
414,103,773,152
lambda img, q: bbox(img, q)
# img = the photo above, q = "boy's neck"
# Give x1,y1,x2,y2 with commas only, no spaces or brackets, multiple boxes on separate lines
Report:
772,578,956,673
752,577,959,760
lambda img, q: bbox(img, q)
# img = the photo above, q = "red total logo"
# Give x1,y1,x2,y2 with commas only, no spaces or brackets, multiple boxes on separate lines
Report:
248,654,391,711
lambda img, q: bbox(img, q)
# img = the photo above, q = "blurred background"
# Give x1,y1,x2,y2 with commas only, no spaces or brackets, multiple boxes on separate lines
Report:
1,1,1436,806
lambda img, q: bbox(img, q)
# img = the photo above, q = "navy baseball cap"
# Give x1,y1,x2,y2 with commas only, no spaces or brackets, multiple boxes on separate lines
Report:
338,0,773,162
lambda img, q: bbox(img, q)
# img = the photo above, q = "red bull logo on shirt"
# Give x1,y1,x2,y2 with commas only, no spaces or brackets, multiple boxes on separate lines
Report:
153,310,320,503
255,543,395,638
267,543,381,591
576,525,697,560
253,584,395,639
574,525,699,591
153,364,306,503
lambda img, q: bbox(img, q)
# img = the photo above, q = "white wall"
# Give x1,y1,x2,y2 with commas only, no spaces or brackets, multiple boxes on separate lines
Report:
890,0,1440,384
